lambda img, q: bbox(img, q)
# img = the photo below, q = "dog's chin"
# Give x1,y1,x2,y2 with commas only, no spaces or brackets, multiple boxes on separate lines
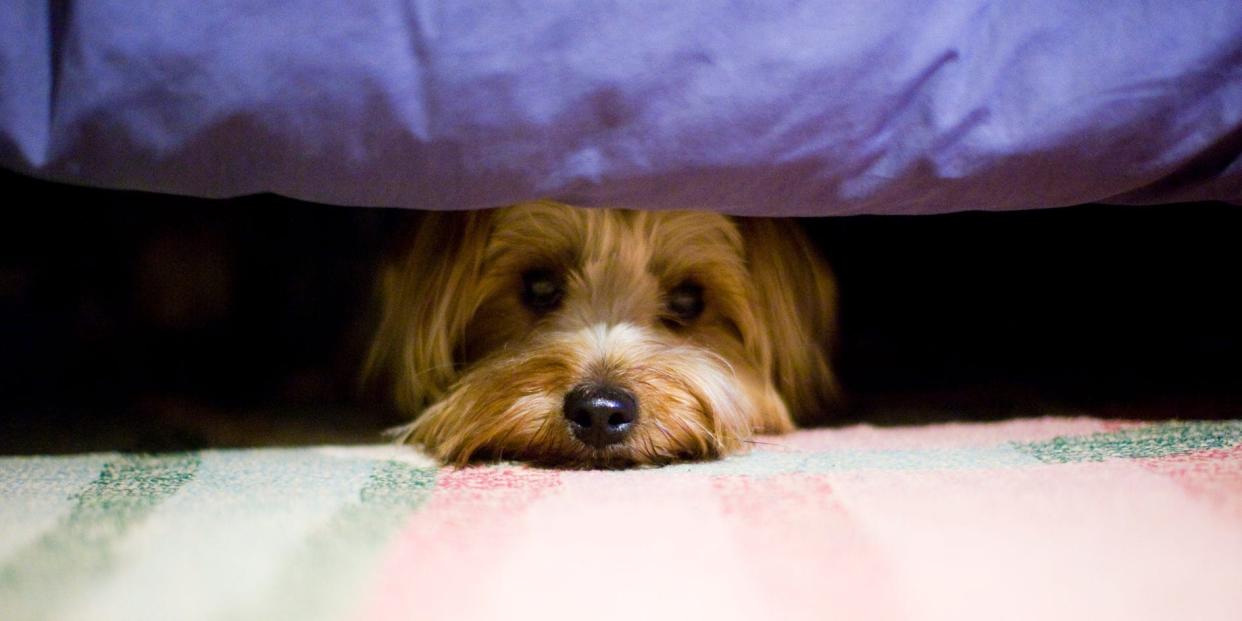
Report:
466,442,691,470
394,384,750,469
391,327,765,468
397,417,725,469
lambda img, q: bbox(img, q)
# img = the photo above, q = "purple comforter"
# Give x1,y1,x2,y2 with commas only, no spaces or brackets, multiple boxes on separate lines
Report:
2,1,1240,214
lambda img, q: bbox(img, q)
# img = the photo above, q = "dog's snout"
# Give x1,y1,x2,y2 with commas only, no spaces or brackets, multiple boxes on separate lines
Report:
563,384,637,448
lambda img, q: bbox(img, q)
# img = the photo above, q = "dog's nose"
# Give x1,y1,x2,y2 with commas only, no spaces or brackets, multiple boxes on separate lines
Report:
563,384,637,448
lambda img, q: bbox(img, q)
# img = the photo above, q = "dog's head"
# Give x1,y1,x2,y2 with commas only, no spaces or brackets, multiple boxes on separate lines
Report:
368,201,837,467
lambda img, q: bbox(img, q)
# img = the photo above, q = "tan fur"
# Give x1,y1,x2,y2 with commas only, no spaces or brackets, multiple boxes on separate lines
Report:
367,201,838,467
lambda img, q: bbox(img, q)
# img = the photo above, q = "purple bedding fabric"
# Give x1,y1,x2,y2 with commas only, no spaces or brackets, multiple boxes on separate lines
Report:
2,1,1240,215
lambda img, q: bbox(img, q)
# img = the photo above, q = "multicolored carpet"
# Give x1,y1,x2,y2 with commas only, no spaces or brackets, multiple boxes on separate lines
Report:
2,417,1241,620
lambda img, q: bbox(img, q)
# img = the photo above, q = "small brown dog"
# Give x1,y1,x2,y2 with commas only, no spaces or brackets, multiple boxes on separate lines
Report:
368,201,838,467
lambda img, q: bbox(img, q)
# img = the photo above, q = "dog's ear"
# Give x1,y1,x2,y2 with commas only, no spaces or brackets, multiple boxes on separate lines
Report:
738,218,840,423
365,210,494,415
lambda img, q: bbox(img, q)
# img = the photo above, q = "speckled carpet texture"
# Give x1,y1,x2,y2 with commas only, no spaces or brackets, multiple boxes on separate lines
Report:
3,418,1241,620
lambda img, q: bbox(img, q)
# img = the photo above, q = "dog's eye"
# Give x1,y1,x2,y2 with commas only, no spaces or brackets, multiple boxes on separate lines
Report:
666,281,705,323
521,269,564,312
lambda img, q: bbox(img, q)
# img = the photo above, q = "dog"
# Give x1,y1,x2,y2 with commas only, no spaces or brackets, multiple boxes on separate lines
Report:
367,200,838,467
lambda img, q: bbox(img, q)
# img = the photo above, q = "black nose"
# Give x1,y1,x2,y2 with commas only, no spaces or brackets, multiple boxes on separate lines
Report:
563,384,638,449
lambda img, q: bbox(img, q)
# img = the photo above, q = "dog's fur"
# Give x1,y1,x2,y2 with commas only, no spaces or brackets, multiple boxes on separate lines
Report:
367,201,838,467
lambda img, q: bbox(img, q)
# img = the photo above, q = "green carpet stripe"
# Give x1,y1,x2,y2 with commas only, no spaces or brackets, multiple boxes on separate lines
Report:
219,460,436,621
0,453,201,621
1013,420,1242,464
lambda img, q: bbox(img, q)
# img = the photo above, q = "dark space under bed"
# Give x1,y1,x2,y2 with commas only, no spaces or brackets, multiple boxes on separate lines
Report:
3,170,1239,454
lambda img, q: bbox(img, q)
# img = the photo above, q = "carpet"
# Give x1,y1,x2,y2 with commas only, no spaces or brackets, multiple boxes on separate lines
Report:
2,417,1241,620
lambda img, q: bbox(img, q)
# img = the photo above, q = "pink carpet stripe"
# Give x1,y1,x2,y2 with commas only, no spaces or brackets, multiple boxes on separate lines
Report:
776,417,1123,451
1139,443,1242,522
712,473,903,620
476,471,766,620
354,466,561,621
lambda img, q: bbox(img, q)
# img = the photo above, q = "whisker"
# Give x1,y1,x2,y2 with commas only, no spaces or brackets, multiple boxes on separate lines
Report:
385,420,418,443
641,422,672,462
491,410,528,461
522,412,557,458
743,439,780,447
678,413,729,455
696,348,738,378
651,420,679,445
